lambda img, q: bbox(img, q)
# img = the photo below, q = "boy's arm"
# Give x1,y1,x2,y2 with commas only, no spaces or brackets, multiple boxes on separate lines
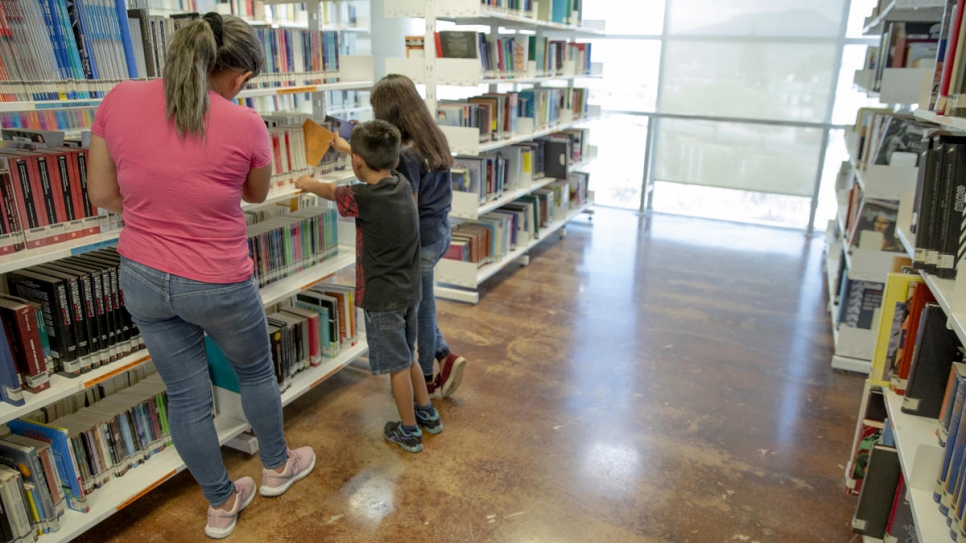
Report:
295,175,337,201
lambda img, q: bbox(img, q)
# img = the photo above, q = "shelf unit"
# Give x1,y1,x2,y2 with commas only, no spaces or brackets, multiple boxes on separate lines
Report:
385,0,605,34
387,0,600,305
0,2,378,541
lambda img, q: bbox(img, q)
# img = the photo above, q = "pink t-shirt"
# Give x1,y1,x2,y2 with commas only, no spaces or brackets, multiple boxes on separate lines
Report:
91,80,271,283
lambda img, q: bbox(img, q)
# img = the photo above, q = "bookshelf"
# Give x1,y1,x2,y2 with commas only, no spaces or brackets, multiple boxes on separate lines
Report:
387,0,601,304
0,1,378,541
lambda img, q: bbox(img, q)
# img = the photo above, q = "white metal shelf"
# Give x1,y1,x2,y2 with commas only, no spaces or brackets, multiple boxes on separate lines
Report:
0,351,151,427
242,170,356,211
883,389,948,543
236,80,374,99
259,249,356,307
477,115,600,154
863,0,946,35
914,108,966,132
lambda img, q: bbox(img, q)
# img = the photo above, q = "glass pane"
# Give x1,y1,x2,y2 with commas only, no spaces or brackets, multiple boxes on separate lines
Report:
653,118,824,197
847,0,878,38
814,128,848,230
581,115,648,209
650,181,812,228
665,0,847,38
574,39,661,113
832,44,885,125
580,0,665,35
660,40,837,122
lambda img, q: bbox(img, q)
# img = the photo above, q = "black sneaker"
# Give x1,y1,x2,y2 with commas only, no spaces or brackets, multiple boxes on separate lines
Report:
415,405,443,435
384,421,423,453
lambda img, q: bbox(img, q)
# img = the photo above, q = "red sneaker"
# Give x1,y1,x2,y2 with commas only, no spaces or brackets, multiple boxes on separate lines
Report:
439,353,466,398
425,373,441,396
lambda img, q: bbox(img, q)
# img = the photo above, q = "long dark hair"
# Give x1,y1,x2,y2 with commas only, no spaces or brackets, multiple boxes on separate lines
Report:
163,13,263,139
371,74,453,170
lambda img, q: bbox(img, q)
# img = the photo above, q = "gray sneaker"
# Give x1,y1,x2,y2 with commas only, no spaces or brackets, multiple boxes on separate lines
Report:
384,421,423,452
415,405,443,435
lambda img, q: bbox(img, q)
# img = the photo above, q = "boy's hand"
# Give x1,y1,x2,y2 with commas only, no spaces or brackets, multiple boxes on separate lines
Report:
295,175,318,192
296,175,338,201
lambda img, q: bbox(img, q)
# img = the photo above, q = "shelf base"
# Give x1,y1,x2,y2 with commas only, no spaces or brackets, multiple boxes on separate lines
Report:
831,355,872,374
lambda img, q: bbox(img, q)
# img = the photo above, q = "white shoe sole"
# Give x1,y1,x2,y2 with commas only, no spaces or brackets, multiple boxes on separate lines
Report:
259,453,317,497
205,489,256,539
441,357,466,398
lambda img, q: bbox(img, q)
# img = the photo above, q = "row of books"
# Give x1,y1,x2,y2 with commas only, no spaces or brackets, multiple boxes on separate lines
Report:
926,1,966,115
3,374,170,520
480,0,583,27
262,115,310,189
250,27,341,89
4,247,143,382
851,109,928,170
445,171,590,265
407,32,592,80
206,284,358,392
232,0,363,29
862,21,941,93
910,132,966,280
0,4,347,102
246,206,340,289
0,128,116,255
451,128,590,204
437,88,589,143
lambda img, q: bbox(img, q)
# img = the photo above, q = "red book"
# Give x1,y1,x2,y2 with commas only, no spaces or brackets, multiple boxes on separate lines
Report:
894,283,936,393
435,32,442,58
0,296,49,393
939,1,966,111
884,473,905,536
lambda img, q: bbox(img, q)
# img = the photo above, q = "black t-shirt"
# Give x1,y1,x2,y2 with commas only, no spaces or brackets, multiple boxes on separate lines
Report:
396,148,452,246
335,173,421,311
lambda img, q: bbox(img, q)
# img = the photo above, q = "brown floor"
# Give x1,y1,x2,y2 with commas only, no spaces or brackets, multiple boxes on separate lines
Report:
76,208,865,543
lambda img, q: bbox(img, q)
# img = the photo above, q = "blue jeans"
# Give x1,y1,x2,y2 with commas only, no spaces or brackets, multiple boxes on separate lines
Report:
364,306,417,375
418,221,451,378
119,257,288,507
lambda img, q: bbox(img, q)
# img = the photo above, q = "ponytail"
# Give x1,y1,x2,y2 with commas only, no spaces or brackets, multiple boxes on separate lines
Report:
163,18,217,139
163,13,264,140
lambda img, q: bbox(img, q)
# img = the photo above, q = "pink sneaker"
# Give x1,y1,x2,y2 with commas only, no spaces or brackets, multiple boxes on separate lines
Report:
439,353,467,398
205,477,256,539
260,447,316,497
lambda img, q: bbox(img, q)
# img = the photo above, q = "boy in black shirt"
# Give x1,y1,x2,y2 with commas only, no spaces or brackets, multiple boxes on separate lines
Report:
296,120,441,452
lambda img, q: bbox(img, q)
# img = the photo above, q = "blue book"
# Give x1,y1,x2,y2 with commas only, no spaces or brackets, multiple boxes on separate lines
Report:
111,0,137,78
38,0,69,82
54,0,87,97
940,379,966,514
67,0,99,82
939,375,966,502
551,0,570,24
6,419,88,513
0,324,24,407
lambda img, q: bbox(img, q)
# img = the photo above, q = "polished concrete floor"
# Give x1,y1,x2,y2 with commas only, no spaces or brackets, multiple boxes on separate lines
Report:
76,208,865,542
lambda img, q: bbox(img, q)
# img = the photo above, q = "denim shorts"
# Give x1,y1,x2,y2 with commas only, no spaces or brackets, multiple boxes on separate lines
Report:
365,306,417,375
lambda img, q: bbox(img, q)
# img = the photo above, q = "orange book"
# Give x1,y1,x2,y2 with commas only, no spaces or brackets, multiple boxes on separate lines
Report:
893,283,936,393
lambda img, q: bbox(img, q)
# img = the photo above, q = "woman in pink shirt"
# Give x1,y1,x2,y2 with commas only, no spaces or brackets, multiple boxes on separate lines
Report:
87,13,314,539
